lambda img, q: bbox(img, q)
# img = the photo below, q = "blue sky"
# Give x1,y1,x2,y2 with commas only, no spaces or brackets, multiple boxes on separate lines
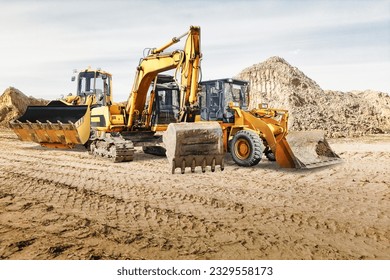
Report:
0,0,389,100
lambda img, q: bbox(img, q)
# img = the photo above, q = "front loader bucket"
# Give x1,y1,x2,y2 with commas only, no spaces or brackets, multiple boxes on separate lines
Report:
275,130,342,169
163,122,225,174
10,101,90,148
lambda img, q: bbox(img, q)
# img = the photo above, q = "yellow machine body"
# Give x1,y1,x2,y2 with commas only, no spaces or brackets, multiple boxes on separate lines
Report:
10,67,112,148
224,105,341,168
198,78,341,169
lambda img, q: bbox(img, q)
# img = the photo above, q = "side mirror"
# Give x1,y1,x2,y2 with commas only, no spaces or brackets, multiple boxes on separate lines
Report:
71,76,76,82
102,74,107,80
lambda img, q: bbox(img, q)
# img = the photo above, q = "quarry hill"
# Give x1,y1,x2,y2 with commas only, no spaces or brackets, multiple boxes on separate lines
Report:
235,56,390,137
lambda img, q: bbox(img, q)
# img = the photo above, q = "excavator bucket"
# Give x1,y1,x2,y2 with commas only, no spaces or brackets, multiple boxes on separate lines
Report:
163,122,225,174
10,101,91,148
275,130,342,169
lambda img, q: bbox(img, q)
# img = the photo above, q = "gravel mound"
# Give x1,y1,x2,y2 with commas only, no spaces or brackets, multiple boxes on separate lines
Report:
0,87,47,127
235,56,390,137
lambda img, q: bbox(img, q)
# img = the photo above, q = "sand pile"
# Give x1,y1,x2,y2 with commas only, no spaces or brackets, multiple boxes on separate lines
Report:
235,56,390,137
0,87,47,127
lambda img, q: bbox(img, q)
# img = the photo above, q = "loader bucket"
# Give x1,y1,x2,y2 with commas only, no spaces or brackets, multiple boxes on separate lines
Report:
10,101,91,148
275,130,342,169
163,122,225,174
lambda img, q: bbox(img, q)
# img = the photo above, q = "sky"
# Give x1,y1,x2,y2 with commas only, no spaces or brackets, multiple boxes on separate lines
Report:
0,0,389,101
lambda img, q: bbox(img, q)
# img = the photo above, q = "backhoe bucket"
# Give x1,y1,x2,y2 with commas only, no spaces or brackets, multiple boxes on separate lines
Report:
163,122,225,174
275,130,341,169
10,101,91,148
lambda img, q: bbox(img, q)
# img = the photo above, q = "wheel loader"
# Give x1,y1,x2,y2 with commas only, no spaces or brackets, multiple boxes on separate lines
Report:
197,78,341,168
10,26,225,172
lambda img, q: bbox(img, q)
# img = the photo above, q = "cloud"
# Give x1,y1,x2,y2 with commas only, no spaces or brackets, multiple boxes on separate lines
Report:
0,0,389,100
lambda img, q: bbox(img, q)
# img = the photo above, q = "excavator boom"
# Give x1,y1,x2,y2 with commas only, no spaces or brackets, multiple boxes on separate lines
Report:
122,26,223,173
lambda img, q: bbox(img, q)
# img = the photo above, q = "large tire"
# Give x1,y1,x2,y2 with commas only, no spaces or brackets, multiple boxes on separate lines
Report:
230,130,264,167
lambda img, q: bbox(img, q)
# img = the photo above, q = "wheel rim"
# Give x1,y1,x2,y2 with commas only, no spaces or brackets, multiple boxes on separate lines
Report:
234,138,250,160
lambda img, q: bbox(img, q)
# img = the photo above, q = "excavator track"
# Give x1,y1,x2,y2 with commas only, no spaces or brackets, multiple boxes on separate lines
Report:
89,134,134,162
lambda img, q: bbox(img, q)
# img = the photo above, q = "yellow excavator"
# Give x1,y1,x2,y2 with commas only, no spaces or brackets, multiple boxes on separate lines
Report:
10,26,225,171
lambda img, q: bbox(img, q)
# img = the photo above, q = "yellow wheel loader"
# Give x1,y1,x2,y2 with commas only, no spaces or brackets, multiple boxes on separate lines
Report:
197,78,341,168
10,26,225,172
11,68,135,162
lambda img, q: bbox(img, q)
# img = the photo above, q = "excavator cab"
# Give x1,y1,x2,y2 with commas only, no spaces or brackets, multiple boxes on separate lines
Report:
150,75,180,128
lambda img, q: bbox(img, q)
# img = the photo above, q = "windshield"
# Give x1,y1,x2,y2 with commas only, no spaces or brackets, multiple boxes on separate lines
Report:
77,71,110,97
224,82,248,109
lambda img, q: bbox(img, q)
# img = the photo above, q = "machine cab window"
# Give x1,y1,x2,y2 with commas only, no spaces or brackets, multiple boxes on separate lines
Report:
77,70,111,105
199,79,248,123
149,75,180,127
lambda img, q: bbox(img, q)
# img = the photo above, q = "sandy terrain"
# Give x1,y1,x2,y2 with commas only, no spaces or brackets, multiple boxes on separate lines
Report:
0,128,389,260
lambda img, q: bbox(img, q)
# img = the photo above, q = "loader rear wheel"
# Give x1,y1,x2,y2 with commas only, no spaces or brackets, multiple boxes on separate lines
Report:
231,130,264,167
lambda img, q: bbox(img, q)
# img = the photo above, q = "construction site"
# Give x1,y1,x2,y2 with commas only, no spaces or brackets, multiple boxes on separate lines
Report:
0,46,389,259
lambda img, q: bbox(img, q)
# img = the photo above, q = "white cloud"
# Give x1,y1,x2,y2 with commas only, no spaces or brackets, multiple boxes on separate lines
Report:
0,0,389,100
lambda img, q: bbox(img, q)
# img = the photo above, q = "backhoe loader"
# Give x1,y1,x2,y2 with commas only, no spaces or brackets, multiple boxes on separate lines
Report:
10,26,225,172
197,78,341,168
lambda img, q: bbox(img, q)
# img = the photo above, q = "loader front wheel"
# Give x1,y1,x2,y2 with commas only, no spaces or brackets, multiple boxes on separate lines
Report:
231,130,264,167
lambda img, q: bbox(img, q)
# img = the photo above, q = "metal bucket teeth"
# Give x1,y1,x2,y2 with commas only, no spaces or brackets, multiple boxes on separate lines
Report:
171,156,225,174
9,103,90,148
163,122,225,174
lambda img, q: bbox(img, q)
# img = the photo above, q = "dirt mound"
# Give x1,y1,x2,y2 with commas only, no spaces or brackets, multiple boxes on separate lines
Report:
235,56,390,137
0,87,48,127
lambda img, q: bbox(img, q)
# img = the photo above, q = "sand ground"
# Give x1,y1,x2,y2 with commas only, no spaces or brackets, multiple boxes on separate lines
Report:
0,129,389,260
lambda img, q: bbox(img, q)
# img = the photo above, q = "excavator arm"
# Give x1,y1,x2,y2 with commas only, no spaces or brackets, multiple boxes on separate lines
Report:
123,26,224,173
125,26,202,129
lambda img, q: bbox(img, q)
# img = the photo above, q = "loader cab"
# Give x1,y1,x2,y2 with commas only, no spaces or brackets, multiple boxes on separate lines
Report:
74,69,112,106
199,78,249,123
150,75,180,128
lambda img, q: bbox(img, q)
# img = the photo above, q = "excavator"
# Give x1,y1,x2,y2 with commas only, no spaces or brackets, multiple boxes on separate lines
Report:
10,26,225,172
